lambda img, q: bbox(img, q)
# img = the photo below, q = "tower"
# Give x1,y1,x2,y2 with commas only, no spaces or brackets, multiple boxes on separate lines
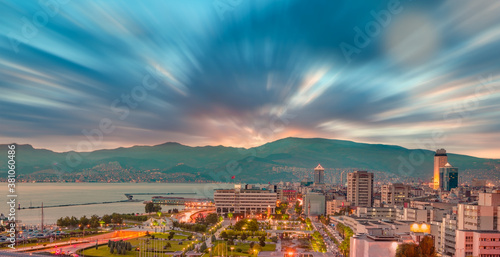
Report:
314,164,325,184
434,149,448,189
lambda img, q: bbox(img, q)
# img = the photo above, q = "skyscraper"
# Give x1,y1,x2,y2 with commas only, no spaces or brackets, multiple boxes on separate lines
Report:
434,149,448,189
314,164,325,184
439,163,458,191
347,170,374,207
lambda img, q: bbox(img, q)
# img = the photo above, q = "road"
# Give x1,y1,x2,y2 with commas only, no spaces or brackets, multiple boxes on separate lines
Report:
10,229,147,256
312,222,343,257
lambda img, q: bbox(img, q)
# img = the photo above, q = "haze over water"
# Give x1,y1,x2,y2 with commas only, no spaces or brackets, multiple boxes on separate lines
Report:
0,183,233,225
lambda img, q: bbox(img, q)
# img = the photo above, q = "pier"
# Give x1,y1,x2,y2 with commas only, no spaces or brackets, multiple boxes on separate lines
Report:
124,192,196,200
18,199,138,210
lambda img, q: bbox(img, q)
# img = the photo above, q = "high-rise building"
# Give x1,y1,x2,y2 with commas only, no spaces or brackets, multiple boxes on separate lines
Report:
434,149,448,189
381,183,411,206
347,171,374,207
439,163,458,191
314,164,325,184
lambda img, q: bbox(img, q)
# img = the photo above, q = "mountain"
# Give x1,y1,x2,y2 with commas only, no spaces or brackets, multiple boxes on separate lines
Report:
2,137,499,182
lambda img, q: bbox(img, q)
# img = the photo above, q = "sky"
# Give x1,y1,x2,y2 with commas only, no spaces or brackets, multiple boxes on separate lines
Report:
1,0,500,158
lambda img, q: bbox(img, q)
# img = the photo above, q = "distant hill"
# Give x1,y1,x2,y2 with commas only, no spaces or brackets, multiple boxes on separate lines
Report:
2,137,499,182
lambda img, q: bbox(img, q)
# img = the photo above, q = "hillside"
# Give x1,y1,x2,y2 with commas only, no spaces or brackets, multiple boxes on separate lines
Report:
1,137,499,182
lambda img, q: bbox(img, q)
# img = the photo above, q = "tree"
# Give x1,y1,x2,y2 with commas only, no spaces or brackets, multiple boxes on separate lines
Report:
240,233,248,240
199,242,207,252
102,214,112,224
206,213,218,224
145,202,162,213
168,231,175,240
419,236,436,257
259,240,266,247
79,215,89,230
89,215,100,228
111,213,123,224
396,243,419,257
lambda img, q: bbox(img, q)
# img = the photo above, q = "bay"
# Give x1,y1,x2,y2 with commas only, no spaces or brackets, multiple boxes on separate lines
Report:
0,183,233,225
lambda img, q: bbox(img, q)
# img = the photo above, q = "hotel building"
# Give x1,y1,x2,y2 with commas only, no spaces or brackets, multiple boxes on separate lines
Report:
214,185,277,216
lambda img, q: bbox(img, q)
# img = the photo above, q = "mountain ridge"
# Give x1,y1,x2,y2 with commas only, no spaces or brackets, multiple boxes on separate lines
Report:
1,137,499,182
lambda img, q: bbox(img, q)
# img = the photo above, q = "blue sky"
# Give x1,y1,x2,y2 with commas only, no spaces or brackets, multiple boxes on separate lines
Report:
1,0,500,158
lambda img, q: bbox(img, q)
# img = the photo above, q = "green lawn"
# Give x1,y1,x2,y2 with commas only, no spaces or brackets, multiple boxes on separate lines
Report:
81,238,196,257
205,241,276,257
245,237,272,242
152,230,193,240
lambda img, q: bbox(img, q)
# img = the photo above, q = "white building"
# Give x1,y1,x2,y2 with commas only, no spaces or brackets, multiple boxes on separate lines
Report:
214,185,277,216
350,233,399,257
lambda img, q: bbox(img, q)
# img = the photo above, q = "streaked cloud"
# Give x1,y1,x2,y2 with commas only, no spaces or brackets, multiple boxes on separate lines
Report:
0,0,499,158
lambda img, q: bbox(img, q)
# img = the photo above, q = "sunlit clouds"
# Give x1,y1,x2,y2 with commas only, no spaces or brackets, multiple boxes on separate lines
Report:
0,0,499,158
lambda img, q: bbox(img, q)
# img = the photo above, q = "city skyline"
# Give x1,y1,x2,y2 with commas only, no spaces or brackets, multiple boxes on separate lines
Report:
0,1,499,158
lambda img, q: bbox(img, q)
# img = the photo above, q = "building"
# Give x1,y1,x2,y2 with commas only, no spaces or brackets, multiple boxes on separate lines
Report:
214,185,277,216
439,163,458,191
347,171,374,207
277,189,297,202
434,149,448,190
457,190,500,231
314,164,325,185
397,207,431,223
326,199,349,215
350,233,400,257
381,183,410,206
356,207,397,219
304,192,326,216
455,230,500,257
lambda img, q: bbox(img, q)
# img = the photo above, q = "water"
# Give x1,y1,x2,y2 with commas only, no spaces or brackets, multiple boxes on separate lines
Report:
0,183,233,225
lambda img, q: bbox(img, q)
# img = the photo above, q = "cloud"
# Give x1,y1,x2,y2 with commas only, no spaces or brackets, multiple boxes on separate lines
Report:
0,0,499,158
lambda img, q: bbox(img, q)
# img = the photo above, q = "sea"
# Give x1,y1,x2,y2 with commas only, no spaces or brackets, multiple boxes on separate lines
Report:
0,183,233,226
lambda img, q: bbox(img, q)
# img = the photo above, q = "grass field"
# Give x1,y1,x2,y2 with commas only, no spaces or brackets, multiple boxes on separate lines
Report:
202,241,276,257
80,237,196,257
152,230,193,240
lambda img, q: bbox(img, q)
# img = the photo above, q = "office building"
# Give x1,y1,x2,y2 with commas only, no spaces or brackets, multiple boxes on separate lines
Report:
314,164,325,184
347,171,374,207
381,183,410,206
214,185,277,216
304,192,326,216
439,163,458,191
434,149,448,190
